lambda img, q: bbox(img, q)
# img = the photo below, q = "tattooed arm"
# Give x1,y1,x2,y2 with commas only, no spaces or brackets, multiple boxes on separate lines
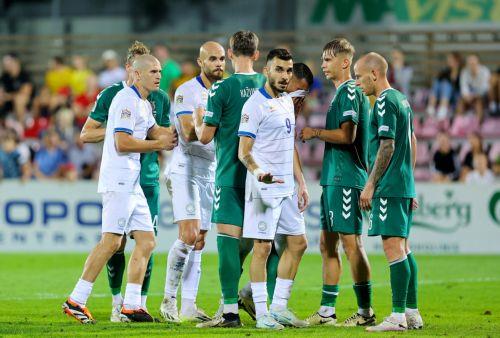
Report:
359,138,395,210
238,136,284,184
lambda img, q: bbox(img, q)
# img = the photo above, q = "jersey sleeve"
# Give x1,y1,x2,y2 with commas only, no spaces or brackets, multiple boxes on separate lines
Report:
375,97,397,139
112,96,137,135
173,84,195,118
89,87,115,123
238,99,262,139
159,90,171,127
338,86,360,125
204,80,227,126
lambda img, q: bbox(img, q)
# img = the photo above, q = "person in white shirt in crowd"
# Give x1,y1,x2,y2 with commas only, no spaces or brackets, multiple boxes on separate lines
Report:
465,153,495,185
458,54,491,121
98,50,127,89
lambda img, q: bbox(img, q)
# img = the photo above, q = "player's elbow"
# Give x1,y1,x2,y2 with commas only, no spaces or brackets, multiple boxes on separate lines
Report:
198,133,212,145
114,134,130,153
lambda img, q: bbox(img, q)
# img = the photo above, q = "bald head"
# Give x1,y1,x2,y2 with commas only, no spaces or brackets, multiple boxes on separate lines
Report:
132,54,160,71
199,41,225,60
197,41,225,82
358,52,388,76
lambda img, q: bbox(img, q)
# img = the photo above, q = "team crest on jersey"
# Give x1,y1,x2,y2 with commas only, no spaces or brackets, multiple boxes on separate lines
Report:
176,95,184,104
120,108,131,119
241,113,249,123
149,100,157,118
258,221,267,232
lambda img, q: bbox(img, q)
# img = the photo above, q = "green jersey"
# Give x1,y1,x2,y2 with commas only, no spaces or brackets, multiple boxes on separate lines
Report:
369,88,415,198
204,73,266,188
90,81,171,187
320,79,369,189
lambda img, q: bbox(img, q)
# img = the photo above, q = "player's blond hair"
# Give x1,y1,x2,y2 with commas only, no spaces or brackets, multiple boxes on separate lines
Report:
126,41,150,65
323,38,355,59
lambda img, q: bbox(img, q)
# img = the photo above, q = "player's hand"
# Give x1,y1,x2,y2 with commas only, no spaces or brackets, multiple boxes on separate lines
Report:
359,183,374,211
257,172,284,184
411,198,419,210
193,106,205,125
297,183,309,212
158,127,178,150
293,97,305,115
299,127,315,142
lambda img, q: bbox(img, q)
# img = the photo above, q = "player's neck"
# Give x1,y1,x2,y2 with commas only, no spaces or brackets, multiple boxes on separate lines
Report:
132,83,149,100
264,82,279,98
232,57,255,74
375,79,392,97
200,72,215,88
332,73,352,89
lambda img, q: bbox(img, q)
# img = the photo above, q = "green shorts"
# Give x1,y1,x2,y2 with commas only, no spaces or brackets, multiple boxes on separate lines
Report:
368,197,413,238
211,186,245,227
142,184,160,236
320,185,363,235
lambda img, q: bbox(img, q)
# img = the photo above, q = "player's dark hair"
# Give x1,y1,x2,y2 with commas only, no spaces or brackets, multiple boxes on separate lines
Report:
323,38,355,58
293,63,314,88
266,48,293,64
126,40,150,65
52,56,65,65
229,30,259,57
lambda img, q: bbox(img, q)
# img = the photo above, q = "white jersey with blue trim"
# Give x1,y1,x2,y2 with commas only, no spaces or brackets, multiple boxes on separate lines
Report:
167,76,216,181
98,85,156,193
238,88,295,198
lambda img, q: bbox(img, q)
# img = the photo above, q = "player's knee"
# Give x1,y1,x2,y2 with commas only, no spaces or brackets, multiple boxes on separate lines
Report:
181,230,198,246
253,241,272,259
290,236,308,256
139,238,156,254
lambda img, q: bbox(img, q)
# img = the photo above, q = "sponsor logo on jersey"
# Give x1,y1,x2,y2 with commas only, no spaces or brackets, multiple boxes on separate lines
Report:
258,221,267,232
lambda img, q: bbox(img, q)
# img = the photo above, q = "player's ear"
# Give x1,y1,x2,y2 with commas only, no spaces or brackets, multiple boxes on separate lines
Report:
371,69,377,81
252,50,260,61
196,57,203,68
227,49,234,60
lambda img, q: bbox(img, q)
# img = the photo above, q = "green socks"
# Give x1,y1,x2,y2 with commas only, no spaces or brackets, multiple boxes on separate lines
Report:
321,284,339,307
406,252,418,309
107,251,126,295
353,281,372,309
266,246,279,300
141,254,154,295
217,234,241,304
389,257,411,313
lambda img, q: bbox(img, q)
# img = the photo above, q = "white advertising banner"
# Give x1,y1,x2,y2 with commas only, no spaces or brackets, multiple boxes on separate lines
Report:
0,181,499,253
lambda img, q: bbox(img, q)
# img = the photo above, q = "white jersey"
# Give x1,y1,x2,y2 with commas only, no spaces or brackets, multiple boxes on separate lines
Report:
167,76,215,181
98,85,156,193
238,88,295,198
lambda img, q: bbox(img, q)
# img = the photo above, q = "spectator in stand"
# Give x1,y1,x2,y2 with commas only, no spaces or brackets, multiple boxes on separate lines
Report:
70,55,93,96
465,153,495,185
68,131,99,180
0,53,33,122
388,48,413,98
98,49,126,89
458,54,491,121
72,74,99,129
153,43,181,96
489,67,500,115
45,56,72,95
32,128,76,181
426,52,462,119
171,60,197,93
0,129,30,180
432,132,460,182
460,132,488,181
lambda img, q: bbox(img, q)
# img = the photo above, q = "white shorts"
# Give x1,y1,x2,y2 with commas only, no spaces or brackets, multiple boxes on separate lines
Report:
166,173,214,231
101,191,153,235
243,193,306,240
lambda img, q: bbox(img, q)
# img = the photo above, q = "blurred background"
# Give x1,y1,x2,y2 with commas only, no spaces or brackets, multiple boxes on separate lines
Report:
0,0,499,254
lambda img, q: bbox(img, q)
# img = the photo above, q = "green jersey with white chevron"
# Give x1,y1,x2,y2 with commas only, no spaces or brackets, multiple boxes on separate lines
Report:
369,88,415,198
204,73,266,188
320,79,369,189
90,81,171,187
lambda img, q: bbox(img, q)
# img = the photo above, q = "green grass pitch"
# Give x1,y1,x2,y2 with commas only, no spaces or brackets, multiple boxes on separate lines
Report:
0,253,499,337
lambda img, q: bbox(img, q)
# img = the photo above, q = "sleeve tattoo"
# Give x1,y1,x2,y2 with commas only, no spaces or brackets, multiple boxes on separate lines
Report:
368,138,395,186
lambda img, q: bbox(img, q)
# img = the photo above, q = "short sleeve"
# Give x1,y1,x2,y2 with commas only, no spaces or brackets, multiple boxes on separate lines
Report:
90,87,114,123
338,86,360,125
112,96,137,135
204,80,226,126
159,90,171,127
375,97,397,139
238,99,262,139
173,85,195,118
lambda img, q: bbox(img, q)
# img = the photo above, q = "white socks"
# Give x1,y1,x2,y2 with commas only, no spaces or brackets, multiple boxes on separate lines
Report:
270,278,293,311
141,295,147,309
70,278,93,307
181,250,202,311
223,303,238,314
164,239,194,298
112,293,123,307
251,282,268,318
391,312,406,321
319,305,335,317
358,307,372,316
123,283,142,310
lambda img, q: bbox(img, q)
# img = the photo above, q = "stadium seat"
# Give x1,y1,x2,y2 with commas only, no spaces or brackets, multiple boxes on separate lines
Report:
420,116,440,139
480,117,500,138
450,114,480,138
308,114,325,128
416,143,431,166
414,167,432,181
458,142,471,163
311,142,325,166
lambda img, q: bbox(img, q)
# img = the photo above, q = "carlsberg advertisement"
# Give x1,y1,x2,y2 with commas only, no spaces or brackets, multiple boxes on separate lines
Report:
0,182,499,253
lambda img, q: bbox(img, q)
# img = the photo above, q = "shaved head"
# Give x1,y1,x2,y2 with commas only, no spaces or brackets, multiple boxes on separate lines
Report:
132,54,160,71
357,52,388,76
199,41,224,60
197,41,225,82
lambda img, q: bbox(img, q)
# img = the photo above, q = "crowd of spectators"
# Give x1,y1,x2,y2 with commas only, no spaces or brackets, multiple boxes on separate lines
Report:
0,45,498,183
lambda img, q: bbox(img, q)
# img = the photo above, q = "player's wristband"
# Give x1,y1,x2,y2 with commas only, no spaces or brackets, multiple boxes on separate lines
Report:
252,168,265,178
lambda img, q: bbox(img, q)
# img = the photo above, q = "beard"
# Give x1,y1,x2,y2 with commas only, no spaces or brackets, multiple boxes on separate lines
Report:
269,77,288,94
206,68,224,82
